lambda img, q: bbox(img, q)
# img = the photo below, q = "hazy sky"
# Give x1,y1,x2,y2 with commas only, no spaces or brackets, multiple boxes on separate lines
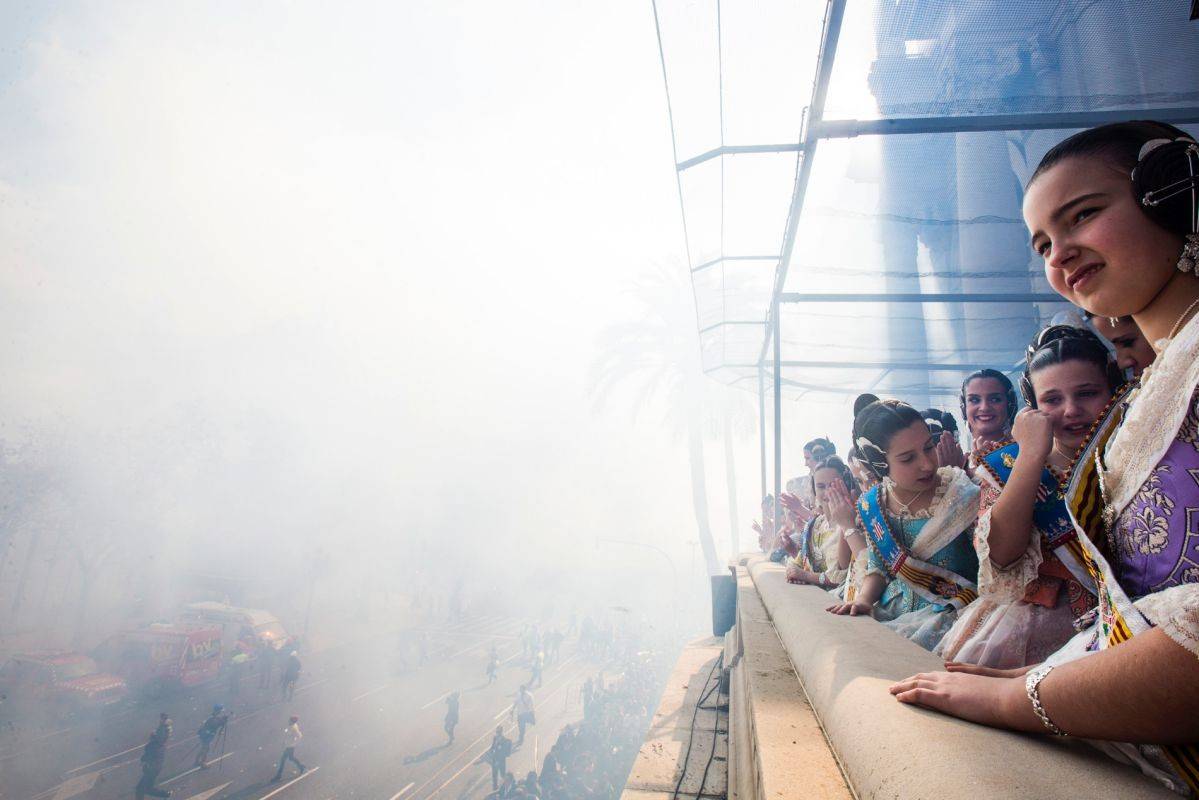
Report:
0,1,811,630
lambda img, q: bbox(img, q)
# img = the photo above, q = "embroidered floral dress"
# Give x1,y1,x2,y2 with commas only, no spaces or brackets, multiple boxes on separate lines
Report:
937,460,1094,668
1112,390,1199,597
1046,313,1199,795
863,468,981,651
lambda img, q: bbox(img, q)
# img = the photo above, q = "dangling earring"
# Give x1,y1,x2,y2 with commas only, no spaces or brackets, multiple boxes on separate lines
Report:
1179,233,1199,276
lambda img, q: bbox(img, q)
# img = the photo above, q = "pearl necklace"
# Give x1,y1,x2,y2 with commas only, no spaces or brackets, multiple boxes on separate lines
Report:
1166,295,1199,343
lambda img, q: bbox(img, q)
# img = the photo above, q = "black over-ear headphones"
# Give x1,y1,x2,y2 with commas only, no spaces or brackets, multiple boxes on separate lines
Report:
1131,135,1199,236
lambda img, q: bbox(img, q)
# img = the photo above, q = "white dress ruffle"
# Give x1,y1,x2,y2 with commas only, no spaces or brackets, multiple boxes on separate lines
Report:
937,506,1077,668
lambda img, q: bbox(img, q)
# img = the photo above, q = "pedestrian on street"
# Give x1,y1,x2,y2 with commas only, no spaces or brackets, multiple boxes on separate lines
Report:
195,704,229,769
510,685,535,746
443,691,460,744
486,725,512,789
280,651,301,701
486,652,499,684
528,650,544,689
546,629,562,664
228,647,251,697
258,638,276,690
271,715,306,782
134,713,172,800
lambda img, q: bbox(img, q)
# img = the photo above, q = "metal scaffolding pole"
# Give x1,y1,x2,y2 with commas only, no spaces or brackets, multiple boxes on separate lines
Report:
758,363,767,503
779,292,1065,304
813,106,1199,139
772,297,782,535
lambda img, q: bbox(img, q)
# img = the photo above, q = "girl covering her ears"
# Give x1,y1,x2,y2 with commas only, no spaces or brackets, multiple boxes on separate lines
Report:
784,456,858,590
892,121,1199,796
827,396,980,652
937,325,1122,669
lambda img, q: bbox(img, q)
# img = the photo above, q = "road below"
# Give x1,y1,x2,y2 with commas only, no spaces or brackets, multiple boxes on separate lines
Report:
0,614,603,800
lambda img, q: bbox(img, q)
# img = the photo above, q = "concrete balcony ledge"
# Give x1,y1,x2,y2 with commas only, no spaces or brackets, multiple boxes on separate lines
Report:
745,554,1175,799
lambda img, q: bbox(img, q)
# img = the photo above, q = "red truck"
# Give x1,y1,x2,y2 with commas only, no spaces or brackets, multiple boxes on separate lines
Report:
94,623,222,696
0,651,128,714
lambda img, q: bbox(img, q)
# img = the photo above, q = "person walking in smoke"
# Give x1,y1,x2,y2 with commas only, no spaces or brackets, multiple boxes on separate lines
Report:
511,684,535,746
443,691,460,743
280,651,301,701
545,628,563,664
195,704,229,769
486,725,512,789
271,715,306,782
528,648,544,689
486,649,499,684
135,713,172,799
258,638,276,690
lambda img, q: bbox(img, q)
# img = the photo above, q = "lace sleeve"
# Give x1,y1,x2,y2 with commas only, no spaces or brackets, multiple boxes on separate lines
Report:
822,564,849,586
974,503,1043,600
1137,584,1199,659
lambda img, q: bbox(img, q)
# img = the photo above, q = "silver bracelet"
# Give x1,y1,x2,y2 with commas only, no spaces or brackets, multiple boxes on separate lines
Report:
1024,665,1066,736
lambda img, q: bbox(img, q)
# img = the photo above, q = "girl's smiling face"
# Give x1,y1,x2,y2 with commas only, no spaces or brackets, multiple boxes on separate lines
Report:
1023,156,1182,319
962,376,1010,438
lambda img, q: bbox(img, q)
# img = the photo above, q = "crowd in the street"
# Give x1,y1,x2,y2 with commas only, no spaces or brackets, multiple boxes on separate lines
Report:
132,645,309,799
754,120,1199,796
486,651,658,800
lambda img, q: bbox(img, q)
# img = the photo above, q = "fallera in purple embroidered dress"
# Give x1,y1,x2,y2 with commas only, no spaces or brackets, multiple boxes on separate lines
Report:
1113,398,1199,598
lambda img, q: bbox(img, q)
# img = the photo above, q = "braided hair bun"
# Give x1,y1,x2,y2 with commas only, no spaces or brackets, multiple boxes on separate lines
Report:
850,396,923,479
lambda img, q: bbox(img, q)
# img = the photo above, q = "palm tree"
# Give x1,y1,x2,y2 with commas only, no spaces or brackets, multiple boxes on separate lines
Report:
717,386,758,558
590,263,721,577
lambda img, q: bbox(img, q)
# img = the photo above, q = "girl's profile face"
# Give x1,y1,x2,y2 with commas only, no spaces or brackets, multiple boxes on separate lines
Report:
1023,156,1182,319
1030,360,1113,453
884,420,939,494
1093,317,1155,378
962,377,1010,438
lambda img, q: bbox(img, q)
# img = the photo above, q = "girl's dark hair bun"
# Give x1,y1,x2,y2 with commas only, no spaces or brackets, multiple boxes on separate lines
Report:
853,393,880,417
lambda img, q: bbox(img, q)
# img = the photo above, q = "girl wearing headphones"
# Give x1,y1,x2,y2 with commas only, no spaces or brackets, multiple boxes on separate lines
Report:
827,395,980,651
891,121,1199,795
938,325,1122,669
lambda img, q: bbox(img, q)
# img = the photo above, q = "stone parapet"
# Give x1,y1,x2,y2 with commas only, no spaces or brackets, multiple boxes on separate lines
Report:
746,554,1175,799
728,564,852,800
